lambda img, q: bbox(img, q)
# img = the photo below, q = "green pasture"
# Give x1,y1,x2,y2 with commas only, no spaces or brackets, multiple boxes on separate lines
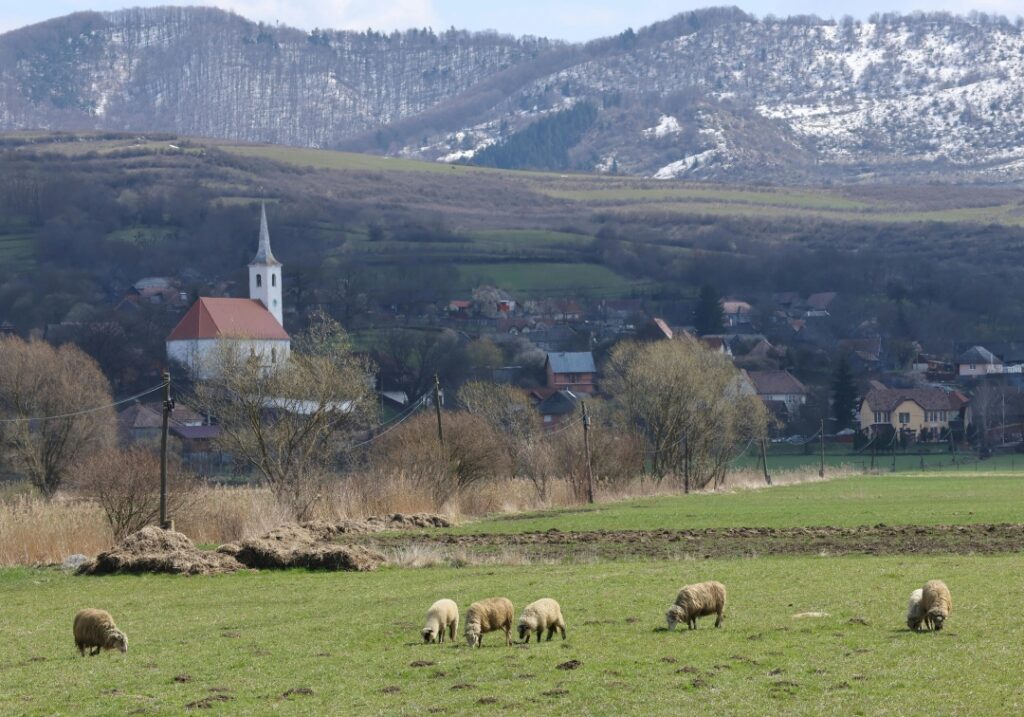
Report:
455,262,646,298
2,554,1020,716
458,473,1024,535
0,233,34,269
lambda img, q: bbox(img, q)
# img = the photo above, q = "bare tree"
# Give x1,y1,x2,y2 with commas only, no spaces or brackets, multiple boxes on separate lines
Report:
0,337,116,497
75,447,196,540
603,337,767,491
192,312,376,519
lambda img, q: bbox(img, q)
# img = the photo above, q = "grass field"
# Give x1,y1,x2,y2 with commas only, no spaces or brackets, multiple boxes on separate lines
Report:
3,473,1024,714
455,262,648,297
1,554,1020,716
459,473,1024,535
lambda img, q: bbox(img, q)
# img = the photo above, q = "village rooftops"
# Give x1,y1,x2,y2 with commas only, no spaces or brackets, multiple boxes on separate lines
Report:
956,345,1001,365
862,386,968,412
745,369,807,396
546,351,596,374
166,297,289,341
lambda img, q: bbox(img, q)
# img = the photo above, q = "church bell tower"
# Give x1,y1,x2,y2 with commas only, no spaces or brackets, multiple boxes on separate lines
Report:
249,202,283,326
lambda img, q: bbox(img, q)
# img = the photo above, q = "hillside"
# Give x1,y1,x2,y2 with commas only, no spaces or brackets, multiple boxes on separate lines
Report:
3,8,1024,182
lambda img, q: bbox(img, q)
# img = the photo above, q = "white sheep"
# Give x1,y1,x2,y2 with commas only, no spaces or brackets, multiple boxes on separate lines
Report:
422,599,459,644
517,598,566,643
464,597,514,648
906,588,925,631
666,580,727,630
73,609,128,656
921,580,952,631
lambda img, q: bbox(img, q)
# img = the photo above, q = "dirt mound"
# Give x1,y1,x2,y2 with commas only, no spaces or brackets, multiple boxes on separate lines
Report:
78,526,243,576
230,525,385,571
221,513,446,571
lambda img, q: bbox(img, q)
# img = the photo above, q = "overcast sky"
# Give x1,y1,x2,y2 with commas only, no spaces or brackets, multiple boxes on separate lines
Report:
2,1,1021,40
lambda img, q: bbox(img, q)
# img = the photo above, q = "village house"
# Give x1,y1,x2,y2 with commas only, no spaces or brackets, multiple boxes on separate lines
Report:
528,388,579,430
721,300,753,328
166,204,290,379
956,345,1005,377
743,369,808,416
545,351,596,394
859,386,969,441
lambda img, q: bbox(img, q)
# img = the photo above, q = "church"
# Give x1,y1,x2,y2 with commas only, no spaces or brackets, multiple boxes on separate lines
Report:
166,204,291,379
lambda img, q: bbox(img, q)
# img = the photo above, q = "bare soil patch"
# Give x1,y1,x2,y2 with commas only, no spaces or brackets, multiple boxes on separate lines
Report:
361,523,1024,561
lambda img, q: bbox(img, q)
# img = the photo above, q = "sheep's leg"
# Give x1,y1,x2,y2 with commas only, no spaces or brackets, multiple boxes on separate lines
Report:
546,626,555,641
449,621,457,642
90,646,100,656
715,612,723,628
505,628,512,646
559,623,566,640
76,643,85,657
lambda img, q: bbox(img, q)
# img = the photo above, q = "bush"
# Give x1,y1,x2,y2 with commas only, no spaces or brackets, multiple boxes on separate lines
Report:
74,447,197,540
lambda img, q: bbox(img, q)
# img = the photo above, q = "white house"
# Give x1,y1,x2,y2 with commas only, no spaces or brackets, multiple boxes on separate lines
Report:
167,204,290,378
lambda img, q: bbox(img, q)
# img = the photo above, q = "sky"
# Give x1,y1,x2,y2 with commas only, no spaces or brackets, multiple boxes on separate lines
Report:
1,0,1021,40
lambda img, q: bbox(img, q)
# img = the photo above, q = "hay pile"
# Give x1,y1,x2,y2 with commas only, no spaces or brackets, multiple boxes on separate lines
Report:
221,523,386,571
78,526,243,576
78,513,449,576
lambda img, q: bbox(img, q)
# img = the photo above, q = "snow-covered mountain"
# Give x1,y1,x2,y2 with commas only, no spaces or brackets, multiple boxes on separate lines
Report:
3,6,1024,182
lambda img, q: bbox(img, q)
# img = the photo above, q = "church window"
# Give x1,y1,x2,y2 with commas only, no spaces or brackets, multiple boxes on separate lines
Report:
256,274,262,287
272,299,278,307
272,274,277,287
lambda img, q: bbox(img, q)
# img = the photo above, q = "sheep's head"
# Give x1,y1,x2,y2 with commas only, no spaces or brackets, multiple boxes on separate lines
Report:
464,625,481,647
422,628,436,644
106,630,128,653
929,611,945,630
666,605,686,631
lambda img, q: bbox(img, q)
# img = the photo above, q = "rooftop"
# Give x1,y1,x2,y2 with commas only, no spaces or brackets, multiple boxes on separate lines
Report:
546,351,596,374
167,297,289,342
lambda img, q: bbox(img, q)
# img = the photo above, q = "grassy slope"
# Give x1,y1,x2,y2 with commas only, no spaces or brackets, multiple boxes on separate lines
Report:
456,473,1024,535
2,555,1020,716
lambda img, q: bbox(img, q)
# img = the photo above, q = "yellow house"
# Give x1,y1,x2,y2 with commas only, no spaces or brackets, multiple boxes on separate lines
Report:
859,387,969,441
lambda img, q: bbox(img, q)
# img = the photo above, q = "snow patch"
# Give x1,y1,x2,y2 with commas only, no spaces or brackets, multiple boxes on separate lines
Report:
642,115,682,139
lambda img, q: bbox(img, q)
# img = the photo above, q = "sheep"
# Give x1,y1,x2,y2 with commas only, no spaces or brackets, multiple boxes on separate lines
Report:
665,581,726,631
422,599,459,644
517,598,567,643
921,580,952,631
906,588,925,631
464,597,514,648
73,609,128,656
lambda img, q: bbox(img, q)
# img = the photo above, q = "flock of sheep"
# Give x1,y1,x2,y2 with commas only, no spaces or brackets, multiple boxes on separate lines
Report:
71,579,952,658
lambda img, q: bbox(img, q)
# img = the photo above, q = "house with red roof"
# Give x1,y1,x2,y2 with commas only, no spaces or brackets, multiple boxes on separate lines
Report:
166,204,290,378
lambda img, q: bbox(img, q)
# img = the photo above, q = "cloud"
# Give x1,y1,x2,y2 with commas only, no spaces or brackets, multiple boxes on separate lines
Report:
216,0,439,31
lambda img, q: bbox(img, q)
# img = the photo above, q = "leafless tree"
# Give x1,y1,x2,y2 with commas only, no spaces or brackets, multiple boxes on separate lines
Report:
192,312,376,519
0,337,116,497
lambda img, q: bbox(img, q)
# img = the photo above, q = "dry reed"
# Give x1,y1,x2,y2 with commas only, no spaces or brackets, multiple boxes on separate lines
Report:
0,464,856,567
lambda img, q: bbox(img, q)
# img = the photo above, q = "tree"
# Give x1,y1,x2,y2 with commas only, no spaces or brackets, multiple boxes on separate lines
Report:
831,355,858,431
458,380,541,492
192,311,376,518
693,284,724,336
603,337,767,491
75,447,196,540
0,337,116,497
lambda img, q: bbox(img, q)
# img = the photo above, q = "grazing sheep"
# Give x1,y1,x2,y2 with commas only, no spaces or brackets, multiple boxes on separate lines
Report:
921,580,953,631
906,588,925,631
518,598,567,643
464,597,514,648
73,609,127,656
666,581,727,631
422,599,459,644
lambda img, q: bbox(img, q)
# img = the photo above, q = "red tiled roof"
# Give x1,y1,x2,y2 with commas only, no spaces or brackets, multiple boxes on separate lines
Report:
166,298,288,341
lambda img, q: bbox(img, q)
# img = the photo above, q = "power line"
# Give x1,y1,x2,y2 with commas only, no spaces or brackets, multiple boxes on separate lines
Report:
0,382,166,424
348,395,428,449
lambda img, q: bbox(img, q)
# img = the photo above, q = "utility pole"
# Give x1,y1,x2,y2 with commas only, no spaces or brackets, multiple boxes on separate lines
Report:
819,419,825,478
581,400,595,504
159,370,173,530
892,429,897,473
760,437,772,486
433,374,444,450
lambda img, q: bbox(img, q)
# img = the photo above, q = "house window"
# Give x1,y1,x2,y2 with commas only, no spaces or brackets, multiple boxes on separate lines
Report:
543,415,552,423
256,274,262,287
272,273,277,287
874,411,891,424
969,364,976,370
899,412,910,425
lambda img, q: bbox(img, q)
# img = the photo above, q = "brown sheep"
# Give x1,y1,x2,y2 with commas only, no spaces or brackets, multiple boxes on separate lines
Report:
666,581,727,630
517,598,567,643
921,580,952,631
73,609,128,656
464,597,514,648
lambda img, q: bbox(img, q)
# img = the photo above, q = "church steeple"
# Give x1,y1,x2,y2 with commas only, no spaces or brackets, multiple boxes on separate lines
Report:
248,202,283,326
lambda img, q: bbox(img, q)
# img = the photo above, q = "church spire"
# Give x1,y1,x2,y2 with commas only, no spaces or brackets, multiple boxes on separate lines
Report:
251,202,281,266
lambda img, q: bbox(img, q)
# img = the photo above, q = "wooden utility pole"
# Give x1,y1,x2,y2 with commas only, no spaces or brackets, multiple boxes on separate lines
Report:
818,419,825,478
433,374,444,449
159,370,172,529
760,437,772,486
581,400,595,504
